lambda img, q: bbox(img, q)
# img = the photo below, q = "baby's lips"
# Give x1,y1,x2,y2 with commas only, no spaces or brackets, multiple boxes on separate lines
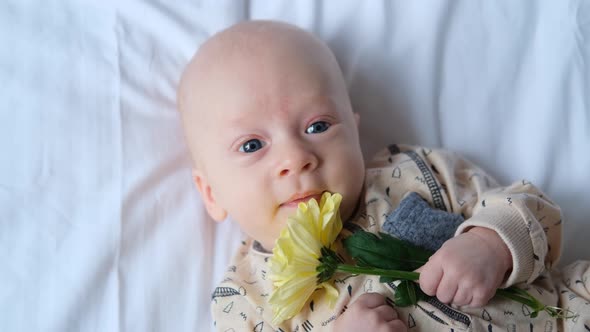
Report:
281,191,324,207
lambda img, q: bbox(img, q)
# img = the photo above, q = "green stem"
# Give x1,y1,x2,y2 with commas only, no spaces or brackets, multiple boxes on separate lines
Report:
336,264,420,281
495,288,538,308
335,265,576,320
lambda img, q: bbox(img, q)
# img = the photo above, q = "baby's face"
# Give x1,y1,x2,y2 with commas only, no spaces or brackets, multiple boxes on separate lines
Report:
181,22,365,250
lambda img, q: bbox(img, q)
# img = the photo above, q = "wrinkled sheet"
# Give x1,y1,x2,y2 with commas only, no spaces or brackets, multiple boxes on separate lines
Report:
0,1,588,331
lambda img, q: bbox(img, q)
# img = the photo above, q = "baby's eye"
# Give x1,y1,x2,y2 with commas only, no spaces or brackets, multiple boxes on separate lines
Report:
305,121,330,134
239,139,265,153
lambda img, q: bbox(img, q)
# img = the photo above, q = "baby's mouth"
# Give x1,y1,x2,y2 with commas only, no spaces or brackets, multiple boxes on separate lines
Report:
281,191,324,208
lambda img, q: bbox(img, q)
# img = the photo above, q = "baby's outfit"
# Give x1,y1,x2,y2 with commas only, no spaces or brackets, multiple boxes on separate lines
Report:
211,144,590,331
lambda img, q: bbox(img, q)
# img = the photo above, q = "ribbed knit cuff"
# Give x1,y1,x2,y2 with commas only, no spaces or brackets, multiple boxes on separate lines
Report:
455,207,534,287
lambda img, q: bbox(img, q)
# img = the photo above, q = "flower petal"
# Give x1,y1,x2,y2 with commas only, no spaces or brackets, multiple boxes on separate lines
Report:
269,272,317,324
268,192,343,325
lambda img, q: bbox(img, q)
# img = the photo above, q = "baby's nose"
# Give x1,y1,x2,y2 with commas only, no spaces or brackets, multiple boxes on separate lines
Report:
277,146,318,178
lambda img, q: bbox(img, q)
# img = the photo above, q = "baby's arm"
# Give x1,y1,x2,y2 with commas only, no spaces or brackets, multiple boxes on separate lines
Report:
334,293,407,332
409,147,562,307
418,226,512,307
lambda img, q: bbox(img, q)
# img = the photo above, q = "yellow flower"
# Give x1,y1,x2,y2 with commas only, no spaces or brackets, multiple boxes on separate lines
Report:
268,192,343,325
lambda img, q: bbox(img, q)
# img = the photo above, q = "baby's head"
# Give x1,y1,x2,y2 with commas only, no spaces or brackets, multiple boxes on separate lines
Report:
178,20,365,250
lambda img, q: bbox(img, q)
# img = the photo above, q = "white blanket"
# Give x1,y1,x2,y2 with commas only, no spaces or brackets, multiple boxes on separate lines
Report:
0,1,588,331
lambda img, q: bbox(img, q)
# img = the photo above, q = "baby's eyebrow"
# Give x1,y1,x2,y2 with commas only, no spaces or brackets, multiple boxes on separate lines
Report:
224,94,339,126
225,114,258,129
299,94,337,109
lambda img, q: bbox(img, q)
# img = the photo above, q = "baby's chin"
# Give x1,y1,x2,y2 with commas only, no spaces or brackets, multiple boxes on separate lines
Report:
340,194,362,222
257,239,276,253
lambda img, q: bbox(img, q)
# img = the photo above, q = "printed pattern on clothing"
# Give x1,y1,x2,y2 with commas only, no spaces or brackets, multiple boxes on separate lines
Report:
210,144,578,332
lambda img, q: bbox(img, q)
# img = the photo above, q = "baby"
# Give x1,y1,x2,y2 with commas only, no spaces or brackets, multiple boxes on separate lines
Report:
177,20,590,331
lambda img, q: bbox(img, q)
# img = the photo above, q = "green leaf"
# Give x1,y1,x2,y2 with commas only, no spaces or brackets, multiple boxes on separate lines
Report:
393,280,429,307
317,247,341,283
343,231,432,271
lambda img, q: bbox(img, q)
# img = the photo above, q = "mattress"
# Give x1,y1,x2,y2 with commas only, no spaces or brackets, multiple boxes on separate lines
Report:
0,1,588,331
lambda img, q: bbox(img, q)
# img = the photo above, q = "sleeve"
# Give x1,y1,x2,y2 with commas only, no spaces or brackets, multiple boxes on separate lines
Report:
418,146,563,287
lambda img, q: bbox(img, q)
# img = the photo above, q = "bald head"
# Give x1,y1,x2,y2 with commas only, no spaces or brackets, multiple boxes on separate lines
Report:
177,20,351,171
185,20,337,70
176,21,365,239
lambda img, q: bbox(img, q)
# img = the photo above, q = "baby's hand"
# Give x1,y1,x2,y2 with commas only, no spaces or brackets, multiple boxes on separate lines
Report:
417,227,512,308
334,293,407,332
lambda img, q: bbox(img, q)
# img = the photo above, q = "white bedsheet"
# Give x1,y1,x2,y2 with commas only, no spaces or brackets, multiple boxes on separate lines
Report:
0,1,588,331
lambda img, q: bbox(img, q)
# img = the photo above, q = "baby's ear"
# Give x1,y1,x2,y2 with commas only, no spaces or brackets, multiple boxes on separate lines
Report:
192,169,228,222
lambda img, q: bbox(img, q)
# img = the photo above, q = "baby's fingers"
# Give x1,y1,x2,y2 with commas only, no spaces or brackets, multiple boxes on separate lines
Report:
453,284,493,308
451,287,472,307
436,275,458,304
467,288,493,308
417,262,443,297
355,292,389,309
388,319,408,332
373,303,398,322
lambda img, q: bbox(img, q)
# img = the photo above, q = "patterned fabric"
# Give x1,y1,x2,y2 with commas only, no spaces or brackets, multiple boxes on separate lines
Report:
210,145,589,331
